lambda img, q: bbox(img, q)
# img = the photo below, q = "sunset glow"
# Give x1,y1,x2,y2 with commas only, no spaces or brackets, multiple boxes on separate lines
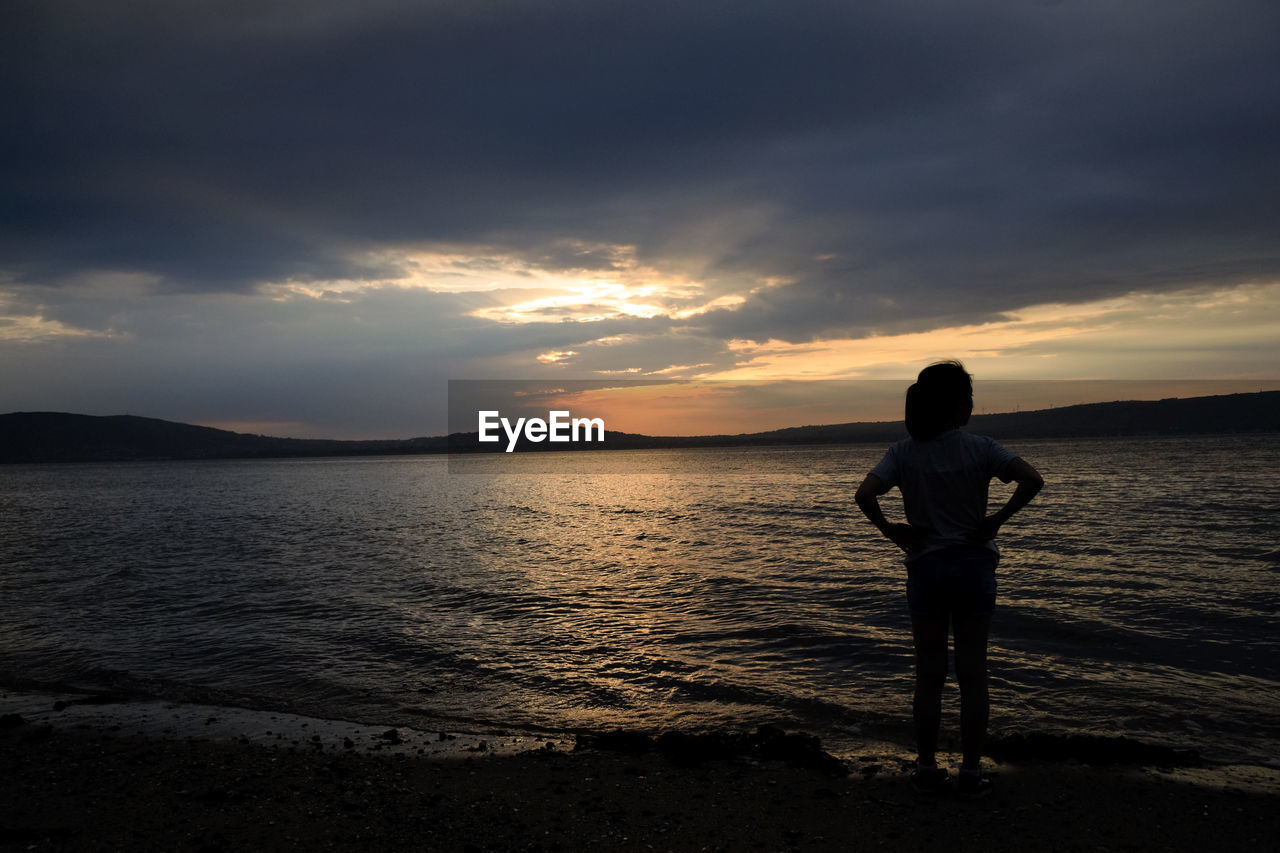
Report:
707,283,1280,383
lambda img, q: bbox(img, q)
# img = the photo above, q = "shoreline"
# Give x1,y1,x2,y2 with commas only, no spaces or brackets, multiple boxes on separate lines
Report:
4,723,1277,852
0,687,546,762
1,684,1262,769
3,692,1278,851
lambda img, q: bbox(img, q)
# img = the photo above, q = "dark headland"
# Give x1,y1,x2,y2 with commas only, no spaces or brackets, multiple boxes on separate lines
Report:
1,390,1277,463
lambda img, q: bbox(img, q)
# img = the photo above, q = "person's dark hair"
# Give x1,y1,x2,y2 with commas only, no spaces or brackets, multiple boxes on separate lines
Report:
905,360,974,440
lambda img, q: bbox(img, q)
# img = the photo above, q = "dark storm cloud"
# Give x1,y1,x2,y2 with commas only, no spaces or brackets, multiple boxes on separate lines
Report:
3,0,1278,337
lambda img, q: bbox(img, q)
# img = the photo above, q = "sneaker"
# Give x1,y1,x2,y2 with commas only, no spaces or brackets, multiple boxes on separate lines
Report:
956,772,993,800
910,766,950,794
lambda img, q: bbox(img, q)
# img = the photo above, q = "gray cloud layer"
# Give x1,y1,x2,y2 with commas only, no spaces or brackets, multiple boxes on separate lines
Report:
2,1,1278,433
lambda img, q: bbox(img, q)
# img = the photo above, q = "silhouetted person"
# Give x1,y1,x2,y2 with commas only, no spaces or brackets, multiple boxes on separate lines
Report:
855,360,1043,798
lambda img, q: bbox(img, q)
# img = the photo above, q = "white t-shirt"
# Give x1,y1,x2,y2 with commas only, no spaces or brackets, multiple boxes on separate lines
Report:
869,429,1017,560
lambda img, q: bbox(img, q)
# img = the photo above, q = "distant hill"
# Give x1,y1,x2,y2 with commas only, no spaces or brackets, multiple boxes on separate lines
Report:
0,413,449,464
2,391,1277,463
530,390,1279,452
727,390,1280,447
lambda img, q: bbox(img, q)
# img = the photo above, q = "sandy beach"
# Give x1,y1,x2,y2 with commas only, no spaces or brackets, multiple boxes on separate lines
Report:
3,707,1277,852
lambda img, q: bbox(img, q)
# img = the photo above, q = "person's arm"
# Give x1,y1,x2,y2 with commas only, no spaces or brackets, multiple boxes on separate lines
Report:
971,457,1044,543
855,473,926,554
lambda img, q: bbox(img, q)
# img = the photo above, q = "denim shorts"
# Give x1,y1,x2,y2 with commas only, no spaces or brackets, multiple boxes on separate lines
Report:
906,545,998,619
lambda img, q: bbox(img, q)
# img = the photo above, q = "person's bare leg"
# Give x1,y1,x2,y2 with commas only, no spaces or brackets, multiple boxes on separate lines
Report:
953,613,992,771
910,613,949,766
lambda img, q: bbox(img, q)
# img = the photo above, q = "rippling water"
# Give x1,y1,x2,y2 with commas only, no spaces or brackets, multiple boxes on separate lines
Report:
1,435,1277,763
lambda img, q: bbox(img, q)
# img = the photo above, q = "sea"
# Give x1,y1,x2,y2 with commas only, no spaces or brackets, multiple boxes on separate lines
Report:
1,434,1277,765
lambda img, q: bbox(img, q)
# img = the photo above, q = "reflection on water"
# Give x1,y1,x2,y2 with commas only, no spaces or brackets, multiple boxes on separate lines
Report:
1,435,1277,763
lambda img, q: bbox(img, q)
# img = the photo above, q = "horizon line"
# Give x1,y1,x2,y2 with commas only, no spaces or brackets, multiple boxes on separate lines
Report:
5,388,1277,444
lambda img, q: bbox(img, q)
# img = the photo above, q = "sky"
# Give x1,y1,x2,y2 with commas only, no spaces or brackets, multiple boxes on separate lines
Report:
2,0,1278,438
